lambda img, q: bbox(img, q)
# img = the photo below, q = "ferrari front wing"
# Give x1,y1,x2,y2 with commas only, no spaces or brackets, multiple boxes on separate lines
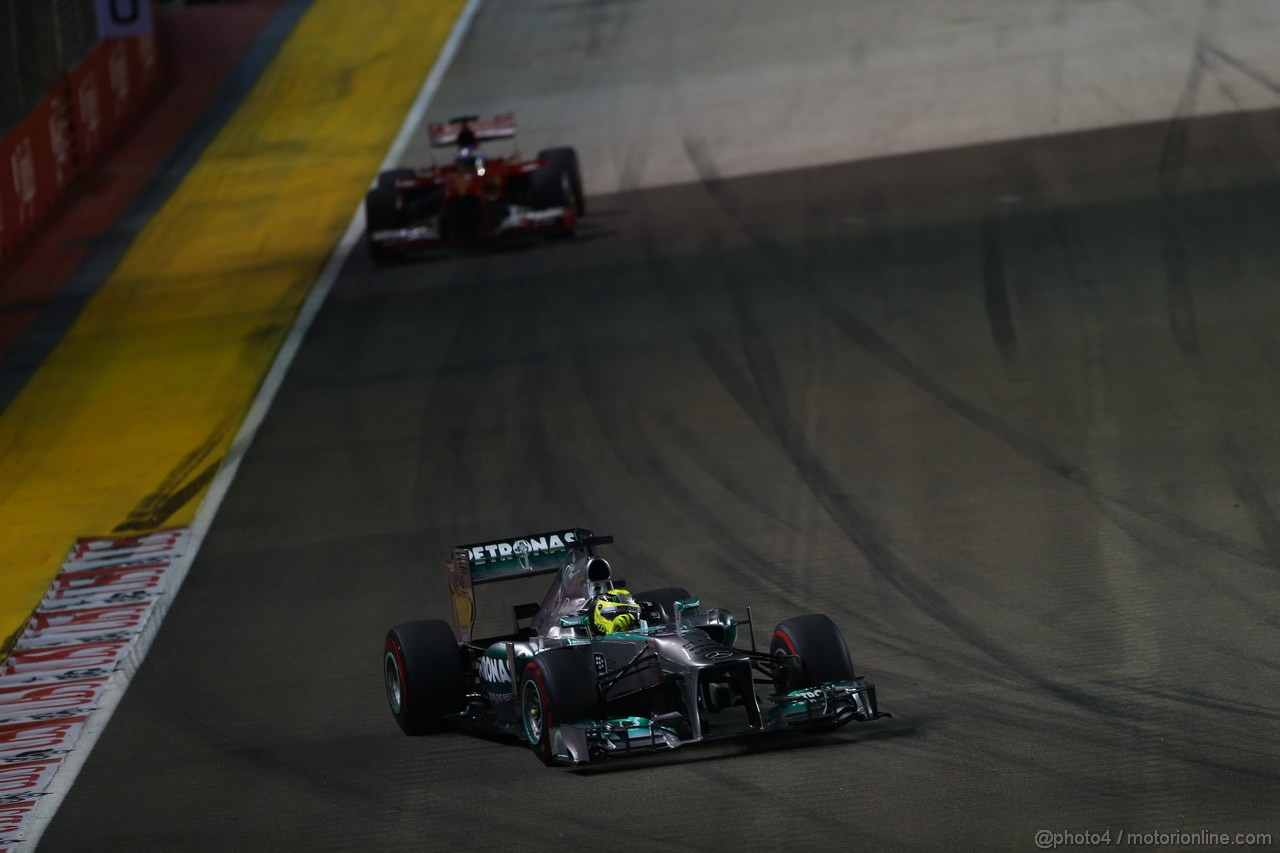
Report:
368,206,575,254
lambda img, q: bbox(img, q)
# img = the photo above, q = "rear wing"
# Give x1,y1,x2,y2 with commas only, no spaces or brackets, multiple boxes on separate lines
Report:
448,528,599,642
427,112,517,148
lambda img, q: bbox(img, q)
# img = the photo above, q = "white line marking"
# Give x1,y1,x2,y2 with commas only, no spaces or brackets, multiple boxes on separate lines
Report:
11,1,484,848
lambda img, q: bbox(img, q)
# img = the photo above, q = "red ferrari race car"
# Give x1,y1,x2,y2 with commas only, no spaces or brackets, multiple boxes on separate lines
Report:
364,113,584,263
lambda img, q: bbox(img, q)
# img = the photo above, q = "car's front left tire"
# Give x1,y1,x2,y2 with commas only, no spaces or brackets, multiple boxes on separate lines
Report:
519,648,600,764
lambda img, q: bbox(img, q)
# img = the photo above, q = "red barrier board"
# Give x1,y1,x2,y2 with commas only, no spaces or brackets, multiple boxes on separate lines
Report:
0,641,133,677
0,24,162,266
1,799,41,849
0,716,89,758
0,526,186,847
65,528,186,566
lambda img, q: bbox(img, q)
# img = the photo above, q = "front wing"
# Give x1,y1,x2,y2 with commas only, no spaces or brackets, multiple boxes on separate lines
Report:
368,206,575,255
546,678,884,766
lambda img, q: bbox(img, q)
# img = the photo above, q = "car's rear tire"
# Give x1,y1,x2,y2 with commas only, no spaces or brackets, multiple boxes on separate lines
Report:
770,614,856,692
519,648,599,764
384,619,465,735
365,168,413,263
532,146,584,217
632,586,693,623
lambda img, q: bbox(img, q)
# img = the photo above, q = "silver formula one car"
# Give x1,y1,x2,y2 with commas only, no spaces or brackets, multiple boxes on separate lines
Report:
382,529,886,765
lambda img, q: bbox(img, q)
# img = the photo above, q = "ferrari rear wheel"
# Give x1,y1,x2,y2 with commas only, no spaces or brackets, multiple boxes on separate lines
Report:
770,614,856,693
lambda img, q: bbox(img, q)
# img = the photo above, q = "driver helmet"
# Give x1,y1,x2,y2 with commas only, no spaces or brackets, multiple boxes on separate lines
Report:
456,145,482,173
591,589,641,635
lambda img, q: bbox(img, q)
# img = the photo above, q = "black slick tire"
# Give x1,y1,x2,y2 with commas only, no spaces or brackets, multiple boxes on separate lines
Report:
384,619,464,735
532,146,585,217
519,648,599,764
365,168,413,263
770,613,855,692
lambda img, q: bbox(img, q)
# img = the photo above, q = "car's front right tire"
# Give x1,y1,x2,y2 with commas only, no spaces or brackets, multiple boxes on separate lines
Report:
770,613,856,693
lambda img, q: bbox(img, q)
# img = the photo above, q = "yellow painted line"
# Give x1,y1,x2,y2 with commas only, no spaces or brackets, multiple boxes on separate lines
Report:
0,0,466,650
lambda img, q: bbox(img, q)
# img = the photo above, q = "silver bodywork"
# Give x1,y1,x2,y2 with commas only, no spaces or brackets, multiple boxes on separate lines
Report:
455,536,884,764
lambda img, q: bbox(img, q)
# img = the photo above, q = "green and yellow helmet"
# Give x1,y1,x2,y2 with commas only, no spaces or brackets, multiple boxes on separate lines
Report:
591,589,641,635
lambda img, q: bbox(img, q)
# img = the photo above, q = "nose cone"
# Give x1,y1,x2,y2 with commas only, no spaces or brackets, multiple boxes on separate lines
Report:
652,631,748,667
448,174,484,196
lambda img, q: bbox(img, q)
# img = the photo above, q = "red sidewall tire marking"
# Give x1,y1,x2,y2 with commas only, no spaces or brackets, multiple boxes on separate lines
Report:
385,633,409,722
527,661,555,762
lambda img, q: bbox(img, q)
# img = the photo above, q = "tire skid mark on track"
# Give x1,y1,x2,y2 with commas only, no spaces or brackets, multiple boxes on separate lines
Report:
1216,431,1280,560
673,140,1126,716
818,269,1280,578
814,215,1280,587
817,290,1280,598
979,216,1025,382
518,289,675,577
579,0,634,62
1033,197,1119,452
1150,82,1280,569
1183,206,1280,564
778,303,1280,768
653,409,807,537
1097,681,1280,724
642,245,826,597
520,374,604,544
630,203,973,673
112,413,239,533
571,343,806,612
557,268,804,607
677,138,1280,793
1157,12,1214,358
708,283,1119,711
418,257,676,578
1166,745,1280,785
1170,216,1280,567
408,258,510,535
671,137,1280,761
1200,41,1280,98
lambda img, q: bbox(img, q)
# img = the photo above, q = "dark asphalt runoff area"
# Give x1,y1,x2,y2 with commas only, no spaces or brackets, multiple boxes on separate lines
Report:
41,2,1280,851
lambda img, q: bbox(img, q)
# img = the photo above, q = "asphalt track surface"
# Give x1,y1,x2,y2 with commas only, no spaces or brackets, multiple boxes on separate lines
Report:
43,6,1280,853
